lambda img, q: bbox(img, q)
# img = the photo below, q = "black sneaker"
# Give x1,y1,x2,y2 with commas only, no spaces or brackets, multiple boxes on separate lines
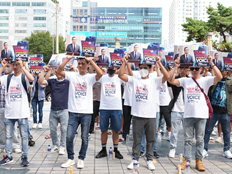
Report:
114,150,123,159
95,149,107,158
140,151,145,157
0,156,13,165
21,157,29,167
153,151,159,159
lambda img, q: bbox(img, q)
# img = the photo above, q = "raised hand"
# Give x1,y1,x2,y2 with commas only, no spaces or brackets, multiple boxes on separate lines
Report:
1,58,8,67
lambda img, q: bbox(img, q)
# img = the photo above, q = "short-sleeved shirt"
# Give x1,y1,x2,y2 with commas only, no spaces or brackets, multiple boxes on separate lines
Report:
178,76,215,118
0,74,30,119
65,72,96,114
159,81,171,106
93,82,101,102
127,76,162,118
46,78,69,111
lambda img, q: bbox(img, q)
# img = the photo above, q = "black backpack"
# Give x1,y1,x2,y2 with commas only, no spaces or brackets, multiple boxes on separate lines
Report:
7,73,31,106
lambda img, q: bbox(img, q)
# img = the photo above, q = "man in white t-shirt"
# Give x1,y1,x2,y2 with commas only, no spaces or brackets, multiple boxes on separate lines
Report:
0,58,34,167
95,66,124,159
56,55,103,169
169,56,222,171
119,56,170,171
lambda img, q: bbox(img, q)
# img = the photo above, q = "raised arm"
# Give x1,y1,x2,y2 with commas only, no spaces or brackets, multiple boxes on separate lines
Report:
38,66,50,85
57,54,74,77
0,58,7,84
45,66,52,80
118,58,128,82
155,63,162,77
156,56,170,83
85,57,103,81
208,55,222,84
18,59,34,82
168,57,180,86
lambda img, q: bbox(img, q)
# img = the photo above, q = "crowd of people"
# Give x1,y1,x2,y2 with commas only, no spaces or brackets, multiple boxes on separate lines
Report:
0,40,231,172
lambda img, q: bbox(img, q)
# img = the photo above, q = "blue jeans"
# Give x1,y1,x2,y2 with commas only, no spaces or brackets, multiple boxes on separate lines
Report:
4,118,28,158
32,98,44,124
140,112,160,152
50,109,68,147
183,118,207,160
204,111,231,152
66,113,92,160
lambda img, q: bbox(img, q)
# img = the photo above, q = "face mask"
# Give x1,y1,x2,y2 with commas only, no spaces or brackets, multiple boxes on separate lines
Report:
107,69,116,75
139,69,149,78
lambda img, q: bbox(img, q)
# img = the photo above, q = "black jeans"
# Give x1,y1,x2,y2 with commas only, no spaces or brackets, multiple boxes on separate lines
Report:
122,105,132,139
89,101,100,133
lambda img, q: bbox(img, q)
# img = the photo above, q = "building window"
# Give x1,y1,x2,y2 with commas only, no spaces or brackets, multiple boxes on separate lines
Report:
33,17,46,20
15,23,27,27
15,30,27,33
17,17,27,20
34,9,46,14
15,9,27,13
0,36,8,39
32,2,46,6
0,30,8,33
0,23,8,27
80,26,83,31
84,9,88,15
12,2,30,6
80,9,83,15
33,23,46,27
0,16,9,20
73,9,77,15
82,1,88,7
0,10,9,13
0,2,10,6
84,26,87,31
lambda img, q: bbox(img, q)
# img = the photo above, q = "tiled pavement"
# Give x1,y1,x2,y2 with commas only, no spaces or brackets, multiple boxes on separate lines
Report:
0,102,232,174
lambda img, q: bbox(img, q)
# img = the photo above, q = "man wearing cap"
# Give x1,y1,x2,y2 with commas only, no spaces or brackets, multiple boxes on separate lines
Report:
169,56,222,171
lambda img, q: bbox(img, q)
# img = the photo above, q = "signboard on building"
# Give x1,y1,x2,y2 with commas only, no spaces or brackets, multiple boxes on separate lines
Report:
70,31,127,38
90,16,127,24
73,17,88,23
143,18,162,24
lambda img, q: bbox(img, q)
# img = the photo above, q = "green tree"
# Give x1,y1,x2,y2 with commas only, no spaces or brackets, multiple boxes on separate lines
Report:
24,31,65,64
51,0,59,4
182,18,211,43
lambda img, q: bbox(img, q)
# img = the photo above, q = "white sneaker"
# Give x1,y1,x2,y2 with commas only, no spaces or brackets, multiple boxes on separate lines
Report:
211,130,217,136
127,160,139,170
192,138,196,144
38,123,42,129
215,136,223,143
167,132,171,141
59,146,65,155
51,146,58,153
88,133,92,140
202,149,208,158
61,159,75,168
147,160,155,171
76,159,84,169
13,148,21,154
223,150,232,159
32,123,37,129
169,149,175,158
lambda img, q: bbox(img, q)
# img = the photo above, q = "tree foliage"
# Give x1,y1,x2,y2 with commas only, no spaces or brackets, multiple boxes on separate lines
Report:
182,3,232,52
51,0,59,4
24,31,65,64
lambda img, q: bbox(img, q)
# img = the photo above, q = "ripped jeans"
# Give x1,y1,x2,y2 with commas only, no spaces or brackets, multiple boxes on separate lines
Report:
49,109,68,147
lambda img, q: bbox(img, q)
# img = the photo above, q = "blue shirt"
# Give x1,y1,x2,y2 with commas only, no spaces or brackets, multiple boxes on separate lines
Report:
47,78,69,111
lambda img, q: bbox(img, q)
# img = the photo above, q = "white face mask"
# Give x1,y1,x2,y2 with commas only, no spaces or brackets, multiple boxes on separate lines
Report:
139,69,149,78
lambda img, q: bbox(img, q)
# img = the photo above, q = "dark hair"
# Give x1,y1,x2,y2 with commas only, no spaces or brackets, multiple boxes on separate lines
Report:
214,52,219,56
101,49,105,52
184,47,188,51
72,36,76,40
3,42,7,46
139,64,151,69
134,44,138,48
78,58,89,64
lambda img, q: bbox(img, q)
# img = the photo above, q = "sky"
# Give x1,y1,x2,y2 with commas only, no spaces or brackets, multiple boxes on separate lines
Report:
59,0,231,43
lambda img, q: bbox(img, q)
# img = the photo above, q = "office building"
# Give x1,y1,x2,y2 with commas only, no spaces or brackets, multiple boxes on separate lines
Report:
0,0,64,41
169,0,212,44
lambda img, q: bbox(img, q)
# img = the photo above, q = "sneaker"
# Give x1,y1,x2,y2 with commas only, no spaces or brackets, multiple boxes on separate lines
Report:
140,151,145,157
211,130,217,136
119,138,124,142
61,159,75,168
21,157,29,167
153,151,159,159
192,138,196,144
59,146,65,155
32,123,37,129
13,148,22,154
127,160,139,170
95,149,107,158
88,133,92,140
76,159,84,169
114,150,123,159
0,156,13,165
167,132,171,141
38,123,42,129
51,146,58,153
169,149,175,158
147,160,155,171
223,150,232,159
215,136,223,143
202,149,208,158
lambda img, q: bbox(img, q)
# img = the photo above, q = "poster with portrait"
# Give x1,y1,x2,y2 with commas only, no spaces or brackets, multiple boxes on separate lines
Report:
222,52,232,71
128,44,143,63
193,45,209,67
95,46,110,67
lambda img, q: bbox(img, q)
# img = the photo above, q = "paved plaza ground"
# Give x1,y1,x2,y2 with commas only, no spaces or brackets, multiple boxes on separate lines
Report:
0,102,232,174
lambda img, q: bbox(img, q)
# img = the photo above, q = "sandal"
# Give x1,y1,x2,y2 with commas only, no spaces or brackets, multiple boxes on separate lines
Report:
45,135,51,139
28,139,35,146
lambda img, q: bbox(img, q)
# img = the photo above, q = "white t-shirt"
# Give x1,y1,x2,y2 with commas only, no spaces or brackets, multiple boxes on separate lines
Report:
172,89,185,112
0,74,30,119
178,76,215,118
123,79,132,106
159,81,171,106
98,75,123,110
65,72,96,114
127,76,162,118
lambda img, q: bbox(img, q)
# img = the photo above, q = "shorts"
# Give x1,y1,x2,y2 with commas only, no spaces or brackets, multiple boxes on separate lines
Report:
159,106,171,127
99,110,122,132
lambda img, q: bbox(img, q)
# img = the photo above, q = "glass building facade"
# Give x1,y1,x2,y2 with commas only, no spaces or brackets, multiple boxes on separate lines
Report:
90,7,162,47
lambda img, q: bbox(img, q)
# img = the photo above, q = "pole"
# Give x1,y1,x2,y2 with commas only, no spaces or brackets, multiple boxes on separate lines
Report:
56,7,59,54
52,36,54,54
